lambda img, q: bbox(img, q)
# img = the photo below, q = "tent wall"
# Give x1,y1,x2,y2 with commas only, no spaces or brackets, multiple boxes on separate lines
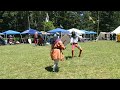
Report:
97,32,111,40
112,26,120,34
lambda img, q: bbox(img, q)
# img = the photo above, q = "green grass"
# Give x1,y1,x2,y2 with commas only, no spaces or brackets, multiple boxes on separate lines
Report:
0,41,120,79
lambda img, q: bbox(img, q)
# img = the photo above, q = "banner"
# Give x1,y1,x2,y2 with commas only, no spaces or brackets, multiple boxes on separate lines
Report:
89,16,95,24
45,13,49,22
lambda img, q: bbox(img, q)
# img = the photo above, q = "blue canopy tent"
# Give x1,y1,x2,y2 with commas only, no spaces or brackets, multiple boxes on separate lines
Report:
21,28,42,35
79,30,90,38
47,28,69,34
0,33,4,35
80,30,90,34
80,30,97,40
80,30,96,34
88,31,97,40
2,30,21,44
47,28,70,38
89,31,97,34
21,28,42,44
2,30,20,35
2,30,21,39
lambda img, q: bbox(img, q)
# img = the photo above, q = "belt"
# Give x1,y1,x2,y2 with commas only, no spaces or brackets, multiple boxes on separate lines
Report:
73,43,77,44
52,47,60,49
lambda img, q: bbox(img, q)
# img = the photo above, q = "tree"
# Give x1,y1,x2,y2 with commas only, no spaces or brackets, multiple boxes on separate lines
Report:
1,11,120,34
42,21,55,32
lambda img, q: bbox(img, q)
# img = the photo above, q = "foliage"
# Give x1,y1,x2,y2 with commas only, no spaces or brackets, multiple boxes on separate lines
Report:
1,11,120,34
42,21,55,31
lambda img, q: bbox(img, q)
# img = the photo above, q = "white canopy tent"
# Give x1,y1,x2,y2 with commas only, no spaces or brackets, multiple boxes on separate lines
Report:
111,26,120,34
68,28,85,35
97,32,111,40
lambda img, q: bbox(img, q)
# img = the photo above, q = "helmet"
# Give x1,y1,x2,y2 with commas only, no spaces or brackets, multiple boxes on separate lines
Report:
71,31,76,38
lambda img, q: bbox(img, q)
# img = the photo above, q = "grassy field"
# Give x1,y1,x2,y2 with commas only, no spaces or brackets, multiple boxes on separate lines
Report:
0,41,120,79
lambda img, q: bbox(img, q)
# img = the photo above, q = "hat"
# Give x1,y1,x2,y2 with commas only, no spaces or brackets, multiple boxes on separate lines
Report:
56,32,60,36
54,34,57,37
9,35,12,37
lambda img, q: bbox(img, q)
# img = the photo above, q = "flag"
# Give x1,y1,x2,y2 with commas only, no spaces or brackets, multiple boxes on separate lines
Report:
89,16,93,20
89,16,95,24
60,24,63,28
93,20,95,24
80,13,83,16
28,16,30,29
45,13,49,22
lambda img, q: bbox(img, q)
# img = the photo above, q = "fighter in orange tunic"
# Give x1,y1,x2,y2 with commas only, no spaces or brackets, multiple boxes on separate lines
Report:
50,33,65,72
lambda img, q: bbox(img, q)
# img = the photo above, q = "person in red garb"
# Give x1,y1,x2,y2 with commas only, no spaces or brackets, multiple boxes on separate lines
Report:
38,35,44,46
34,32,38,46
70,31,83,58
50,33,65,72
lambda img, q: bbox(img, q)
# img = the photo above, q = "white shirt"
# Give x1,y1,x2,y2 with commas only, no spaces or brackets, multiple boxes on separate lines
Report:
70,34,82,43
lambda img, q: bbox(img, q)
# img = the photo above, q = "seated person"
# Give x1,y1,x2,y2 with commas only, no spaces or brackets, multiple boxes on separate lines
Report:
8,35,14,45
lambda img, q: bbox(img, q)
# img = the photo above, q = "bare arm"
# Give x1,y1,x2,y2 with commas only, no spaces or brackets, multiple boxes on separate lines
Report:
59,41,65,50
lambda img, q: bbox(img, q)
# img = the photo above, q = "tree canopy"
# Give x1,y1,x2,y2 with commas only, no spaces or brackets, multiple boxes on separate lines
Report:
0,11,120,34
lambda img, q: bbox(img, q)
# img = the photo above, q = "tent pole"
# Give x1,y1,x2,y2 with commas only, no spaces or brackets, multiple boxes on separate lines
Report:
97,11,100,37
6,34,7,44
20,34,22,43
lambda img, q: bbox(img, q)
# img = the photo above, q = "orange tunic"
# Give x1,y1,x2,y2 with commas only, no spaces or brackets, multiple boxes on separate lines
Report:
50,39,65,61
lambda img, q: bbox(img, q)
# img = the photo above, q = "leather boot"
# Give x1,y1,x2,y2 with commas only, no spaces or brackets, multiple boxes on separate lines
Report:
78,50,82,57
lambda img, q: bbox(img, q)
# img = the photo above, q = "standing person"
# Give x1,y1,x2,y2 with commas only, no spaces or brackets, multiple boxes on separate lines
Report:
28,34,32,44
34,32,38,46
50,33,65,72
38,35,44,46
70,31,83,58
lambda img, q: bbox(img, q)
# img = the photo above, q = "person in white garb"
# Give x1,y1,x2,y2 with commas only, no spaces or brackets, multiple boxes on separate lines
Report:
70,31,83,58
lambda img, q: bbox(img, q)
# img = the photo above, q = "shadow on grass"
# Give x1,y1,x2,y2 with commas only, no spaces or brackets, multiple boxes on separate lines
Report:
65,56,72,60
45,65,53,72
65,56,79,60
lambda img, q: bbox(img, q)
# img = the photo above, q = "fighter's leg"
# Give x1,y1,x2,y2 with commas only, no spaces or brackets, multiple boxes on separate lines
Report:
76,44,82,57
34,38,36,45
72,44,75,58
53,60,59,72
